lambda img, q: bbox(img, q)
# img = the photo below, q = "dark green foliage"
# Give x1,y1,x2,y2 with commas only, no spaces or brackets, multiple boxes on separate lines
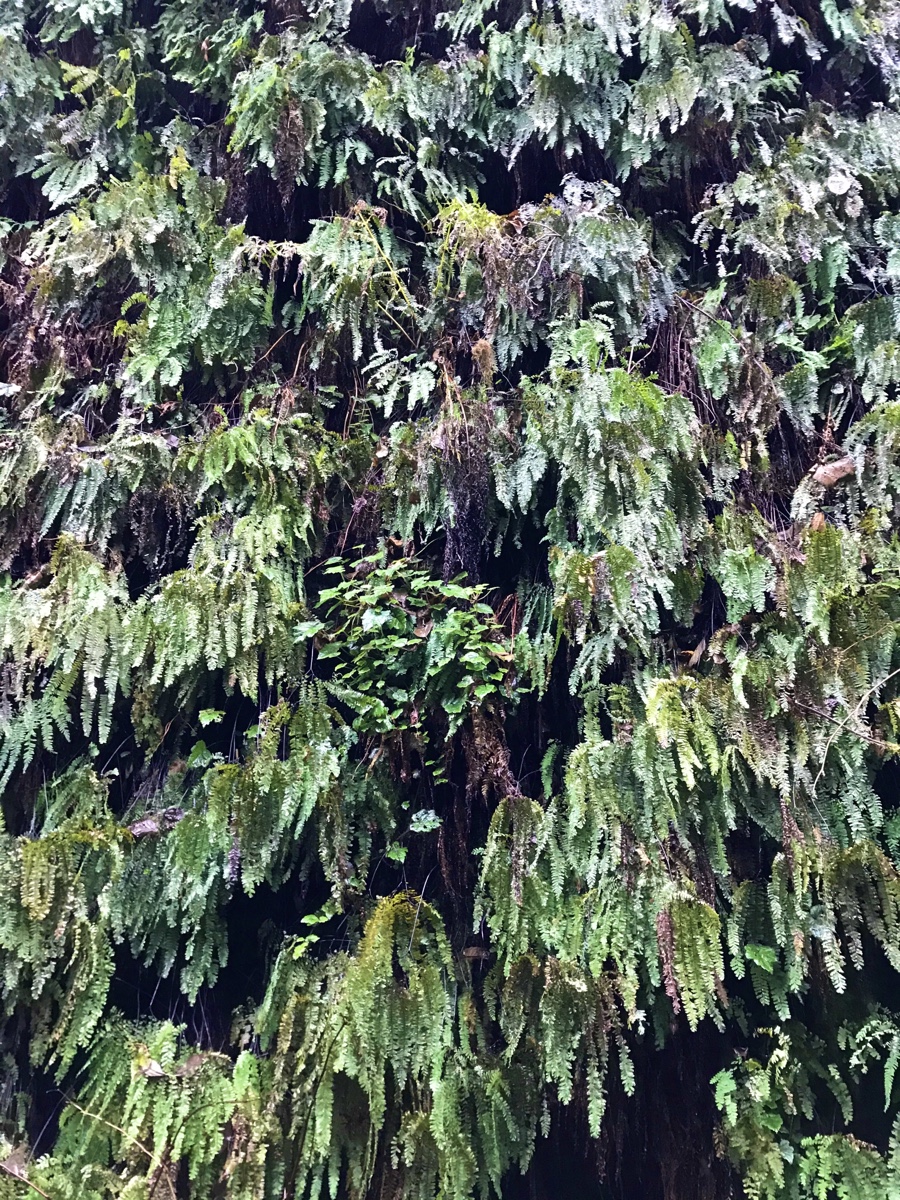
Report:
3,1,900,1197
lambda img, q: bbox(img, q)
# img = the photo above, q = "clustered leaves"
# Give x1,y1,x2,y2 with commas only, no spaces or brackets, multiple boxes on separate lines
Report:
3,0,900,1197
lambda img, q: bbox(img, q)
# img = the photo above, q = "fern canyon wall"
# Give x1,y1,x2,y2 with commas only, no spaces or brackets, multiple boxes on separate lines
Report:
5,1,900,1197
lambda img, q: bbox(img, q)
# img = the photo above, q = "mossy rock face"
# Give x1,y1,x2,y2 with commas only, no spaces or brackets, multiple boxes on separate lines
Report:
3,2,900,1197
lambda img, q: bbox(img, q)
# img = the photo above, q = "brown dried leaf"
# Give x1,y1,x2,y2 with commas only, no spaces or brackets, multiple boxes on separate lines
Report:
688,638,706,668
813,455,855,488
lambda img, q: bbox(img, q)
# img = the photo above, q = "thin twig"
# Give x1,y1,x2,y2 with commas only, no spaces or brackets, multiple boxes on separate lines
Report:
252,327,291,367
356,212,418,317
407,869,436,955
675,293,742,341
66,1102,177,1200
286,1019,348,1192
808,664,900,793
795,702,897,751
371,299,417,347
0,1162,53,1199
